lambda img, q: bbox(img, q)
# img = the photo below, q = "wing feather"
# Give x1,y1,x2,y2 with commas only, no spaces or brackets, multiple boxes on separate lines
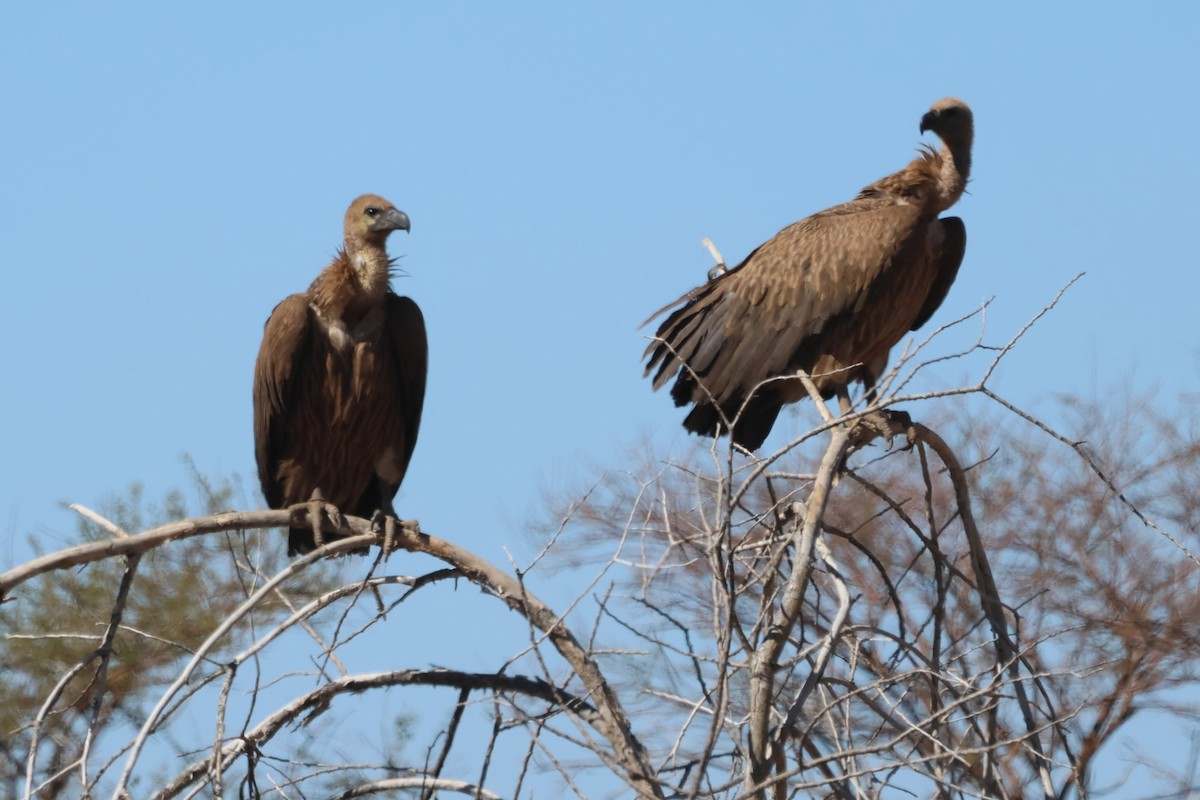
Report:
382,294,428,490
646,200,928,407
909,216,966,331
252,294,314,509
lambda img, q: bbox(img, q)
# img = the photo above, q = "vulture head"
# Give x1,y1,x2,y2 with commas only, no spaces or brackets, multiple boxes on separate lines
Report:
344,193,411,249
919,97,973,148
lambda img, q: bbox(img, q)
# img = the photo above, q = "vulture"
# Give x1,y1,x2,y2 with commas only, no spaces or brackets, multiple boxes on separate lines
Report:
253,194,427,555
643,97,973,451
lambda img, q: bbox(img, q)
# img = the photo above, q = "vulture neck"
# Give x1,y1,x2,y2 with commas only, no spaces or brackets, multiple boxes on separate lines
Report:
309,241,392,324
934,136,972,213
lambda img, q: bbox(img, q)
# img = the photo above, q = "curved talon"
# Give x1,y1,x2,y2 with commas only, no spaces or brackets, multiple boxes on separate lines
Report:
848,409,914,451
886,409,918,449
308,498,326,549
368,510,398,558
877,409,916,450
291,492,349,553
327,504,348,534
383,516,397,558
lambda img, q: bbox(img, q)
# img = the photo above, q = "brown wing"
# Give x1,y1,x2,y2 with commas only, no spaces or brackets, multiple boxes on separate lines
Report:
377,293,428,498
909,216,966,332
643,199,929,409
252,294,314,509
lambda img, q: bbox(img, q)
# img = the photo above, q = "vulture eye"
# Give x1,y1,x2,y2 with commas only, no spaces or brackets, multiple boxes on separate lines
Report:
365,207,380,217
943,108,959,117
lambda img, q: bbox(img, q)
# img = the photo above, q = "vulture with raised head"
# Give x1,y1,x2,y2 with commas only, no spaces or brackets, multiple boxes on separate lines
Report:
643,97,973,451
253,194,427,555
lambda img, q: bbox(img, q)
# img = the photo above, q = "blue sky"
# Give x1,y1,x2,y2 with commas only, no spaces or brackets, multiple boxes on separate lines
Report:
2,2,1198,794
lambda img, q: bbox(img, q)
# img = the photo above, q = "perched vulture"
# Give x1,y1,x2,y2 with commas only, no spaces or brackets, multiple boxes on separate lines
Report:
253,194,427,555
643,97,973,451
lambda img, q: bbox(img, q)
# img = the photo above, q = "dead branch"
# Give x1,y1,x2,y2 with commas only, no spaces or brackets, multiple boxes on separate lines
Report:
747,427,850,796
6,506,661,799
1,509,330,600
331,776,503,799
156,669,597,798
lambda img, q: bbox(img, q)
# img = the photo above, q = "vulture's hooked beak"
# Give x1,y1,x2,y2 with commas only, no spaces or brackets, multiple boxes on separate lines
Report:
376,208,411,233
919,109,937,134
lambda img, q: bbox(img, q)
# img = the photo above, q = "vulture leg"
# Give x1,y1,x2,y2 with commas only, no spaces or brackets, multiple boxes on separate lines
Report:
309,488,329,550
846,375,915,451
382,517,396,558
839,375,889,449
366,509,398,557
863,370,916,447
860,373,881,409
370,480,400,557
836,386,855,418
290,489,349,555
